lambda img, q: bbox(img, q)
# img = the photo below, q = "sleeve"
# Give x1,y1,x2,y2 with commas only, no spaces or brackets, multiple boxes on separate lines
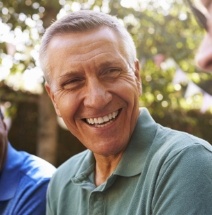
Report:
8,177,51,215
152,144,212,215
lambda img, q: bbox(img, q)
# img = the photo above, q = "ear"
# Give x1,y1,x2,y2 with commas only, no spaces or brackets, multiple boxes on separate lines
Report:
134,60,142,95
45,82,62,117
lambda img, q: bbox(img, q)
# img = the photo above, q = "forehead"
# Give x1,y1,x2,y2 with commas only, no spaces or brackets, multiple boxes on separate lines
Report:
50,28,115,50
46,27,128,76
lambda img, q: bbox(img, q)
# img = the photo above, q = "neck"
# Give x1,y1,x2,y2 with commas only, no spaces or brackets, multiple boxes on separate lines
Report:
94,153,123,186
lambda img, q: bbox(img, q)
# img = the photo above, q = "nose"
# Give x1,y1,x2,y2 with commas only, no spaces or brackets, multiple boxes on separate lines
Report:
83,78,112,109
195,34,212,72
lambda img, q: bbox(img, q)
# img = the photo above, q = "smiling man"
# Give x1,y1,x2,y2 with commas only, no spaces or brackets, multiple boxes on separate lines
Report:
39,10,212,215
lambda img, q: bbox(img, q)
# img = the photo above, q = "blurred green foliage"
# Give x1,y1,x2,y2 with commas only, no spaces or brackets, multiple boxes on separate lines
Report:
0,0,211,155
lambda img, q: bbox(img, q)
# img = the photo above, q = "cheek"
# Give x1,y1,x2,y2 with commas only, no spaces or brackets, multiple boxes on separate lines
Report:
120,74,141,96
54,91,80,119
114,77,140,111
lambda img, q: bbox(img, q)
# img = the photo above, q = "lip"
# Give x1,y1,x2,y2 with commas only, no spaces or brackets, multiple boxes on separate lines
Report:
82,108,122,128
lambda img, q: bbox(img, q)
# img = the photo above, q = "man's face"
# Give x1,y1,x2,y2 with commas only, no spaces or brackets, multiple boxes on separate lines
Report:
195,0,212,72
45,27,141,157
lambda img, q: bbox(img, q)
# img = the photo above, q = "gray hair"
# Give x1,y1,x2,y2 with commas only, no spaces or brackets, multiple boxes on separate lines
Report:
39,10,137,83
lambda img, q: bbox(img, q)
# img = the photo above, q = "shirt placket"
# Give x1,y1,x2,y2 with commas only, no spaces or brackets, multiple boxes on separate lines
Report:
89,191,105,215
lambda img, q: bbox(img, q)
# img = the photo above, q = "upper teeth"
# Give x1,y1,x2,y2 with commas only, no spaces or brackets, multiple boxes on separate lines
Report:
86,111,118,125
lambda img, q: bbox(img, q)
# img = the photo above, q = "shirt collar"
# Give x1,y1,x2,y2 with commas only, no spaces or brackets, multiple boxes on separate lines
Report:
72,108,158,185
0,143,22,201
114,108,158,177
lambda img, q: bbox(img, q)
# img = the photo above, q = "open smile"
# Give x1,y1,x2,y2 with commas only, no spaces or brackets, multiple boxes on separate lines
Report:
83,109,121,127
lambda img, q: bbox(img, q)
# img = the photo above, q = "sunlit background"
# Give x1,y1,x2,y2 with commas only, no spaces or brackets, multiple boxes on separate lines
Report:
0,0,211,165
0,0,177,93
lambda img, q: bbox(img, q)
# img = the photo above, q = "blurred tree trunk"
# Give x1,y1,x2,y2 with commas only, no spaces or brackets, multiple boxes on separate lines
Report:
37,90,58,165
37,1,61,165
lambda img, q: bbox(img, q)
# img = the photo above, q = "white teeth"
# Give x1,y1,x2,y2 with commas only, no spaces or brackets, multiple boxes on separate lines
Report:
86,110,119,125
112,112,116,118
103,115,109,121
98,117,103,124
89,118,94,124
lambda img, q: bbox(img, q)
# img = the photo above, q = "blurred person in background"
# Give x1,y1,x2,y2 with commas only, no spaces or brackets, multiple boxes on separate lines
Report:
187,0,212,72
0,107,56,214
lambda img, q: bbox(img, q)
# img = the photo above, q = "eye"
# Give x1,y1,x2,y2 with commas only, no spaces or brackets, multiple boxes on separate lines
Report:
61,77,85,90
101,68,121,79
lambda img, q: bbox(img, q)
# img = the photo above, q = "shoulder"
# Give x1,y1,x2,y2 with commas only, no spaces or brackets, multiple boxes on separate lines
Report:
46,149,92,213
6,144,56,181
149,129,212,214
145,125,212,174
154,125,211,156
21,153,56,182
16,155,56,214
52,149,90,180
1,151,56,215
47,149,91,193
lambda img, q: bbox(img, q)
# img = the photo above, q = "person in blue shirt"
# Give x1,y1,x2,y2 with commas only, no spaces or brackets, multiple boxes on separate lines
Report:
0,108,56,215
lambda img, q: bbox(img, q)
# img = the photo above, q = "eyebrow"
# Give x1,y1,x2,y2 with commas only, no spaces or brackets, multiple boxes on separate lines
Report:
98,60,123,69
59,60,124,78
58,71,83,80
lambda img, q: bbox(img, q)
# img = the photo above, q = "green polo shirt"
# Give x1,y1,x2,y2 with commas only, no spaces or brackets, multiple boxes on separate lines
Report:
47,108,212,215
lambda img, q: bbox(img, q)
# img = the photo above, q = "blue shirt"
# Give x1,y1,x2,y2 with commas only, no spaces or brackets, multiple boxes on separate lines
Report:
47,108,212,215
0,143,56,215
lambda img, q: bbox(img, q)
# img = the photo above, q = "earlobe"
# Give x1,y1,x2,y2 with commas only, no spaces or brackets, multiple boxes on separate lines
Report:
44,82,62,117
